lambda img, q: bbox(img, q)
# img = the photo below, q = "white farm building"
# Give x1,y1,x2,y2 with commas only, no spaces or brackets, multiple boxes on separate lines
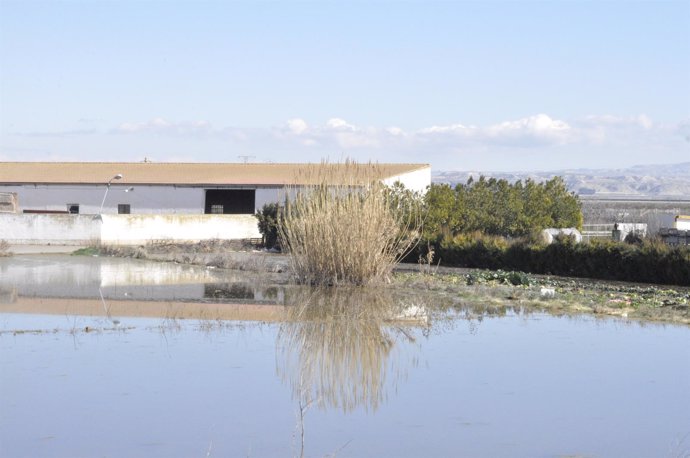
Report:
0,161,430,246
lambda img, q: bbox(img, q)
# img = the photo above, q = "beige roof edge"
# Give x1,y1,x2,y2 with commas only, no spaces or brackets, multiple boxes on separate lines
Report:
0,161,431,186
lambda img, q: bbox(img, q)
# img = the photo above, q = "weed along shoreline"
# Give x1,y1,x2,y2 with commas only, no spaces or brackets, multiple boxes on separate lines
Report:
67,243,690,326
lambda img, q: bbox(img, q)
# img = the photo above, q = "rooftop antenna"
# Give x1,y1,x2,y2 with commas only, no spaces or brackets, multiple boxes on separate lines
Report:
238,155,255,164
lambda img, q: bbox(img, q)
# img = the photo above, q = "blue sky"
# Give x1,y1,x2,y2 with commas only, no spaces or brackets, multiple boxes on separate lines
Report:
1,0,688,171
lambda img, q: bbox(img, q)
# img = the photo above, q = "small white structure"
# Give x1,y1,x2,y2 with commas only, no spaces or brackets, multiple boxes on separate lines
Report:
674,215,690,230
612,222,647,242
540,228,583,244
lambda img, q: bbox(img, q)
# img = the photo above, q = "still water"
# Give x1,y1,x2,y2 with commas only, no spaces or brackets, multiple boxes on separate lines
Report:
1,256,689,458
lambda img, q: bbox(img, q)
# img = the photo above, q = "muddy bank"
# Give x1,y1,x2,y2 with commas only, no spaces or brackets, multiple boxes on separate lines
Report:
84,243,689,326
97,241,291,275
393,269,690,326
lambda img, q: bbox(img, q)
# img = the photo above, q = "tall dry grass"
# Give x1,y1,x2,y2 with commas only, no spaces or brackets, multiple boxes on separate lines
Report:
0,239,11,257
279,160,421,286
276,287,419,413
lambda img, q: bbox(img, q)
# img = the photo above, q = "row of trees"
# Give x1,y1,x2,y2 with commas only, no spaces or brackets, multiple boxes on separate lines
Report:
422,176,582,239
260,176,584,248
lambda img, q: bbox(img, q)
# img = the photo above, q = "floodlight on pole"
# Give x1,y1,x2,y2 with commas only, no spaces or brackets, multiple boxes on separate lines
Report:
99,174,123,214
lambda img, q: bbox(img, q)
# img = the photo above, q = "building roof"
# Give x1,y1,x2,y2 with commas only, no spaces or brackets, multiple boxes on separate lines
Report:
0,162,430,186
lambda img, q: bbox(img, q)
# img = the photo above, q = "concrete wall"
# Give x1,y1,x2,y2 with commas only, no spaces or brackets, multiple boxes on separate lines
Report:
0,213,261,245
100,214,261,245
0,214,100,245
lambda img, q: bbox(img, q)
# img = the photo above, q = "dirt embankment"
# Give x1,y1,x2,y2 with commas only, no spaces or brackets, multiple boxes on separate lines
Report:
93,241,689,326
99,240,290,274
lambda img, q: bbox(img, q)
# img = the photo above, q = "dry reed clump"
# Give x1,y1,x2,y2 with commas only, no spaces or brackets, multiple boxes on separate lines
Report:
279,161,421,286
276,287,410,413
0,239,11,257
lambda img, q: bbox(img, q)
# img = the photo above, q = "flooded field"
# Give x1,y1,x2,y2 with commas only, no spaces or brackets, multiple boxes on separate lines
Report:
1,255,689,457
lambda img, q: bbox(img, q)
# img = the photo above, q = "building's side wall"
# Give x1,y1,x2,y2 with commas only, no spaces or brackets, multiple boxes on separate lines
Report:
255,187,285,209
0,184,207,214
0,214,261,245
382,166,431,194
0,166,430,216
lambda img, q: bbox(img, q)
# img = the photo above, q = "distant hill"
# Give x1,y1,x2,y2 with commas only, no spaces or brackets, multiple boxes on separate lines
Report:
433,162,690,200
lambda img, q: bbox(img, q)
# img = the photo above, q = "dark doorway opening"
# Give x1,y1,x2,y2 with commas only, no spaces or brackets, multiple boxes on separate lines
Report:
205,189,255,214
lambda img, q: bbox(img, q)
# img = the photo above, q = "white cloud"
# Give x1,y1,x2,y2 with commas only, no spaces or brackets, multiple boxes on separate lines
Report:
13,128,98,138
580,114,654,129
676,120,690,143
9,113,683,170
326,118,357,131
418,123,473,135
115,118,212,135
484,114,571,145
286,118,309,135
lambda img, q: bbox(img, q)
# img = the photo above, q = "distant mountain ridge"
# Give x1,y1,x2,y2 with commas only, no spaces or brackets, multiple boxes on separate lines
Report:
433,162,690,199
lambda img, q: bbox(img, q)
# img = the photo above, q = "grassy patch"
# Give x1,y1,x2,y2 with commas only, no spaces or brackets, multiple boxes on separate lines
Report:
71,246,101,256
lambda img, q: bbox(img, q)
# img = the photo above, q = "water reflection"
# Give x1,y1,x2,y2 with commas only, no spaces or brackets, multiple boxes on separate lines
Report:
277,287,426,414
0,255,290,323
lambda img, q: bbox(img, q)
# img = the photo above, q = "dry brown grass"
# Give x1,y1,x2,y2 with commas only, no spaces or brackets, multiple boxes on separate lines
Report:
277,287,404,413
0,239,11,257
279,160,421,286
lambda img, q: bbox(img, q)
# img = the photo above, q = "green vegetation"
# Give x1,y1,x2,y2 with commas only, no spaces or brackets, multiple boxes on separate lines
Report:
423,176,582,238
393,269,690,325
411,175,690,286
416,234,690,286
71,246,101,256
256,203,282,249
257,169,688,287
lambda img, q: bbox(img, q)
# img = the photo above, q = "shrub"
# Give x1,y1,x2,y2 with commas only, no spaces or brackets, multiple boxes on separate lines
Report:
423,236,690,286
279,161,421,286
256,203,282,249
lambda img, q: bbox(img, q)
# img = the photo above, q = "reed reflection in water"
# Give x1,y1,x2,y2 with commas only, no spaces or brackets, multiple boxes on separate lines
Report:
276,287,426,414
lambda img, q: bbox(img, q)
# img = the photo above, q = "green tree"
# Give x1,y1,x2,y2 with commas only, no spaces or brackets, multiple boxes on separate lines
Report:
255,203,282,248
423,183,461,239
423,175,583,240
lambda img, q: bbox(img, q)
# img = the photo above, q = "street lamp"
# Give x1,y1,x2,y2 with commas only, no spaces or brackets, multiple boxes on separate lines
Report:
99,174,123,214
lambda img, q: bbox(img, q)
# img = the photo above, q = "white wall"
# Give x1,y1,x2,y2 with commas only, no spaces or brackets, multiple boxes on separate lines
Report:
100,214,261,245
382,166,431,194
0,214,100,244
0,213,261,245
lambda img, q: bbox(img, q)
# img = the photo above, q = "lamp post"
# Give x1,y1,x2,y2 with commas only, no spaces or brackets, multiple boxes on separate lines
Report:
99,174,123,214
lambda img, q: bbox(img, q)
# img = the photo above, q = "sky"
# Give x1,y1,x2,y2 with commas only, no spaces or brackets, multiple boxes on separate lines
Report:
1,0,688,172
